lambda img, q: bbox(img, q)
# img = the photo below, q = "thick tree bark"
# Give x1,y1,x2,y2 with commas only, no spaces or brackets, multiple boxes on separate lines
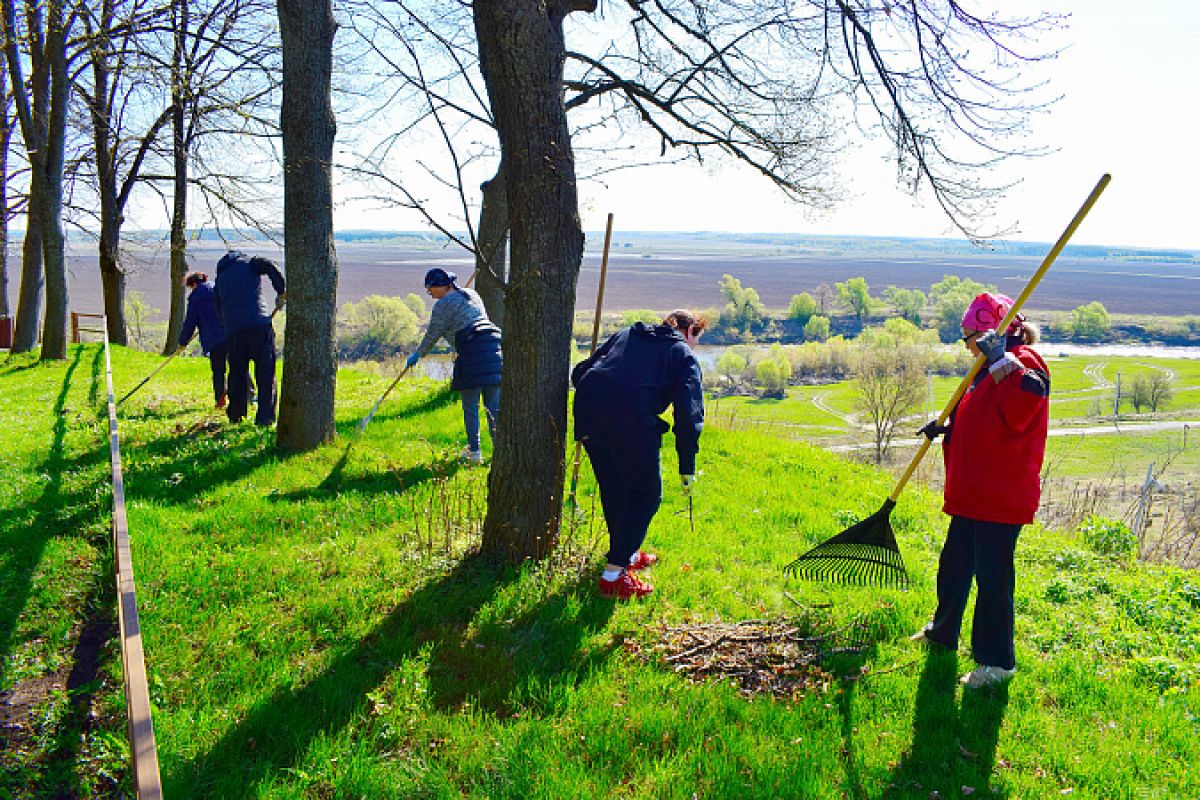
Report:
474,0,587,561
275,0,338,453
163,0,189,354
11,199,41,352
37,0,71,360
0,59,9,322
87,2,128,346
474,164,508,327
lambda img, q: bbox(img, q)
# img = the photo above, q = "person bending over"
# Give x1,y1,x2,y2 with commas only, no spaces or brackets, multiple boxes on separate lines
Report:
405,268,502,464
571,309,707,600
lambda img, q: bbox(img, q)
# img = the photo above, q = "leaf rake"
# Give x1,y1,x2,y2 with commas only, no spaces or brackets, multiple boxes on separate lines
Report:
784,174,1112,588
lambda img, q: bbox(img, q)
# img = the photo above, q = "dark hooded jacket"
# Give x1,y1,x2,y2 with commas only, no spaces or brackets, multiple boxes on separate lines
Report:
451,320,503,391
179,281,226,354
571,322,704,474
214,251,286,335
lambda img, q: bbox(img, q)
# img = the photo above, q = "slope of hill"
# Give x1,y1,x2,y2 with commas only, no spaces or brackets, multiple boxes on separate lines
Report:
2,347,1198,797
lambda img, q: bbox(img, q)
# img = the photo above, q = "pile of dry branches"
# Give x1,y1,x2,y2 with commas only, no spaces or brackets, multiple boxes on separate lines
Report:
651,616,871,698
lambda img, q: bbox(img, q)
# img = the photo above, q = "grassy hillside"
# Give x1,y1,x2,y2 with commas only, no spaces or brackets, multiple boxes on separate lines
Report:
2,345,1199,798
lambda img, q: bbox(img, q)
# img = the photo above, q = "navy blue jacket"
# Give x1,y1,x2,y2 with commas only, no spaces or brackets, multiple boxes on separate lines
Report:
179,281,226,354
571,322,704,474
214,251,286,335
452,320,503,391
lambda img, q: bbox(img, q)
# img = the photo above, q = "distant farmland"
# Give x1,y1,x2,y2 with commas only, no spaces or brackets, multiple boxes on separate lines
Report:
40,237,1200,320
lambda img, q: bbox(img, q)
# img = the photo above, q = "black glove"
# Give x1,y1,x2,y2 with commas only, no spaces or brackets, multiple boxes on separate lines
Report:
974,330,1007,364
917,420,949,440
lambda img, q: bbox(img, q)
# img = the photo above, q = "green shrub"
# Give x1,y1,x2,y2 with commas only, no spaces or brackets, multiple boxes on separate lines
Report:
1070,301,1111,339
1077,515,1137,558
803,315,830,342
788,292,818,324
338,294,422,359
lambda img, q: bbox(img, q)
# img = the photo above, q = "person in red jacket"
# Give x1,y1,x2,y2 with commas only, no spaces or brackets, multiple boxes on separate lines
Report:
912,292,1050,689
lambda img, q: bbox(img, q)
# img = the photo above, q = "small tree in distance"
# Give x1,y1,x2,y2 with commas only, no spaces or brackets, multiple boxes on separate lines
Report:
1071,302,1111,340
836,277,876,324
718,274,767,339
884,286,927,325
804,315,831,342
788,292,818,325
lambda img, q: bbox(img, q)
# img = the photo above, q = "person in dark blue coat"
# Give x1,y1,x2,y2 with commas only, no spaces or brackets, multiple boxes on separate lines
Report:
214,251,285,425
179,272,230,408
571,309,707,600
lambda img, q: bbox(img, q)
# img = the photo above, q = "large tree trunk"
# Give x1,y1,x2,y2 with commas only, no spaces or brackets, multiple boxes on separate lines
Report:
275,0,338,453
474,163,508,327
37,0,71,361
97,218,127,346
10,202,41,352
163,0,189,354
88,7,128,347
474,0,588,562
0,59,9,321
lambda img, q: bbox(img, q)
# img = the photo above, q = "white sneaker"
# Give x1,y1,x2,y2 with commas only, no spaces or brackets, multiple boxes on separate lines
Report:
460,447,484,465
960,665,1015,689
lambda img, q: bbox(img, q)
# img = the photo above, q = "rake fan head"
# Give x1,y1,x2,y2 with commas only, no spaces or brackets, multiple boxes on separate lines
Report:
783,499,908,588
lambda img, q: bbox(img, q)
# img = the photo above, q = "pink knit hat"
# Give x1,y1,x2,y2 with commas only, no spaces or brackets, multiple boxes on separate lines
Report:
961,292,1023,334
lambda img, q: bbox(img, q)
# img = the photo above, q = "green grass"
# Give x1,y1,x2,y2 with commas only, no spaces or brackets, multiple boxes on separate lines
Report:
4,344,1200,798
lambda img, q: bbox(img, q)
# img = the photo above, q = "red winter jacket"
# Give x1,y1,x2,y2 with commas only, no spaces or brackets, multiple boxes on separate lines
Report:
942,342,1050,525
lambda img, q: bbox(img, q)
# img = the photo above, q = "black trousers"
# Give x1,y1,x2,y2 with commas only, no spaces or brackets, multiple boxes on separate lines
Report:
926,515,1021,670
226,324,276,425
207,341,229,404
583,435,663,568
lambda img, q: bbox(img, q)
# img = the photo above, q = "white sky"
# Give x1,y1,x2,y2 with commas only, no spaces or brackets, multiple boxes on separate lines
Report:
561,1,1200,251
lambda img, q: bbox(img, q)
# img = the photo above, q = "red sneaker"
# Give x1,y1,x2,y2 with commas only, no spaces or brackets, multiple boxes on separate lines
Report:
627,551,658,571
216,393,227,409
599,570,654,600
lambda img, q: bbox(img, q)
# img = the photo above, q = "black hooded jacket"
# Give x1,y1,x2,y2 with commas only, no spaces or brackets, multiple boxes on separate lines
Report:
571,322,704,474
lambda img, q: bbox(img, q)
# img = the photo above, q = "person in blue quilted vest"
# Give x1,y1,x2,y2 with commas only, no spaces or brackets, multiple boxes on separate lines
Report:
406,268,502,464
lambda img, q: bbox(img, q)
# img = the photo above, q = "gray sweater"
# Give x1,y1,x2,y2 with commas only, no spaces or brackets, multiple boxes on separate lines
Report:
415,288,488,357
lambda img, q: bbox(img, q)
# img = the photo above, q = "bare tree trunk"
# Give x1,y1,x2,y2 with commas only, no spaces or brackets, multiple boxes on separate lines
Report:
0,58,9,321
474,0,588,562
163,0,189,354
97,218,127,346
37,0,71,361
474,163,508,327
11,202,42,352
275,0,338,453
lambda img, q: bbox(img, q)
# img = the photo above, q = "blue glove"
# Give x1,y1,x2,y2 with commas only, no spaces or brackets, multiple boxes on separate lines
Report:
405,352,420,369
974,331,1007,364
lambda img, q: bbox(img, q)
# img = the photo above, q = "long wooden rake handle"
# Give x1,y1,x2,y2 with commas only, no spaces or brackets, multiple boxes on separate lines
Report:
359,364,412,431
887,173,1112,503
116,335,194,406
567,212,614,509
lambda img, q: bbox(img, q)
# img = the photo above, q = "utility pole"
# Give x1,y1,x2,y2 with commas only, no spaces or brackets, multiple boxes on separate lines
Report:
1113,371,1121,418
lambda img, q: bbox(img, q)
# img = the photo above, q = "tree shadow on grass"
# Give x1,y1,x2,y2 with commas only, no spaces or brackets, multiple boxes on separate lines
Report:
885,648,1011,798
829,644,880,800
273,439,467,506
0,346,121,793
170,554,615,797
425,568,616,717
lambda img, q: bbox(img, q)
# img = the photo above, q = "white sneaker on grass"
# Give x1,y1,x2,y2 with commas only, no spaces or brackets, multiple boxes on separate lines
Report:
960,665,1015,689
460,447,484,465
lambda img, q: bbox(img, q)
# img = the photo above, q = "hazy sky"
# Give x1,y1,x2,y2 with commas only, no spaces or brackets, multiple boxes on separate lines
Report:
560,1,1199,251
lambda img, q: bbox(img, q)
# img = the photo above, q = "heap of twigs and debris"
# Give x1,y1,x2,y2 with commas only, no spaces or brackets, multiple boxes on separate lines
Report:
651,612,876,698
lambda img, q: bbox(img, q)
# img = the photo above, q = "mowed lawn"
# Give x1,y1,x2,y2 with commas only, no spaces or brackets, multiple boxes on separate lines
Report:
2,344,1199,798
